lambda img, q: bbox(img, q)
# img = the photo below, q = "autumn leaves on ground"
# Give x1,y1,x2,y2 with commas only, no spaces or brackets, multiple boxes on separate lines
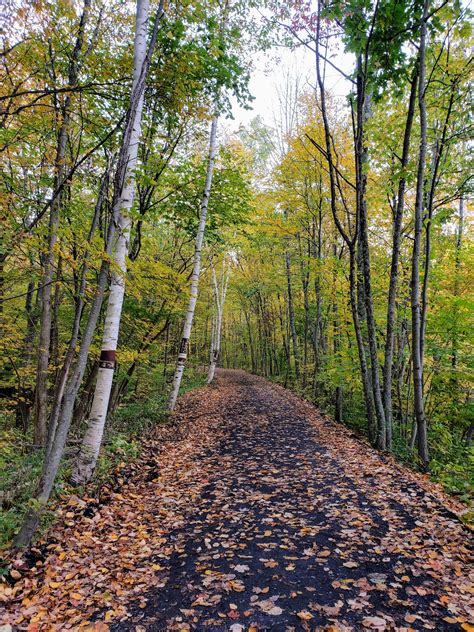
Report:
3,371,472,631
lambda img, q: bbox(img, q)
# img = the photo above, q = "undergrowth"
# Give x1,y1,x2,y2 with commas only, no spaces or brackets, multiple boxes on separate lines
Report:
0,365,207,551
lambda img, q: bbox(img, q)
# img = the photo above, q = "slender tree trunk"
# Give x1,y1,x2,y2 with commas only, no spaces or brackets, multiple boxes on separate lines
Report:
383,69,418,450
355,56,387,449
284,216,300,380
419,88,455,367
312,199,323,396
349,249,376,440
208,258,229,384
50,255,62,377
33,0,91,446
335,386,343,423
15,279,37,432
168,116,219,411
243,308,256,372
14,0,164,547
72,0,157,484
298,233,310,386
451,195,464,380
45,169,108,460
411,0,429,470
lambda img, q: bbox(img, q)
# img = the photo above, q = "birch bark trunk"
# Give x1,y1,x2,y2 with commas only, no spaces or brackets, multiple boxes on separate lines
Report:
207,257,230,383
168,116,219,410
71,0,154,485
13,0,164,546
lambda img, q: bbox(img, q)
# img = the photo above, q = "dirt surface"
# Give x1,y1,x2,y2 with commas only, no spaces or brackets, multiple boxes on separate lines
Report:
3,370,473,631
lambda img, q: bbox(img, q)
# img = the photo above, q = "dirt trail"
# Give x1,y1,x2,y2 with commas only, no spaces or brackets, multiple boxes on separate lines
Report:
3,370,473,631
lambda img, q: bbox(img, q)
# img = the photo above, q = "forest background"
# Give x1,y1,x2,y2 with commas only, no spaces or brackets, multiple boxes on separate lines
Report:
0,0,472,549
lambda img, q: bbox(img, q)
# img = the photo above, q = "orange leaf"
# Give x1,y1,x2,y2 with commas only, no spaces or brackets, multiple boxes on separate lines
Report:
297,611,313,620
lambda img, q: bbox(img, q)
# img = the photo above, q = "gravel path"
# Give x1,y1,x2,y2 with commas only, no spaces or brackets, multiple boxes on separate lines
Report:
112,370,473,631
4,370,472,631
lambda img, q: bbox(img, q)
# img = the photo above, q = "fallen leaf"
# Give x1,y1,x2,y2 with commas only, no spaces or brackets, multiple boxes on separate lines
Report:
362,616,387,629
297,611,313,620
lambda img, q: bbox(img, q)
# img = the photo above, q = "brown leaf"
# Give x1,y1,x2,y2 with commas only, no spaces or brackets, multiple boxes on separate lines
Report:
362,616,387,629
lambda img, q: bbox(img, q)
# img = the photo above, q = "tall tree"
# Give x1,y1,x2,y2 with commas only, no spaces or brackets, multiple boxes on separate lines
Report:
72,0,164,485
382,69,418,449
33,0,91,446
207,255,230,383
168,115,219,410
411,0,429,470
14,0,164,545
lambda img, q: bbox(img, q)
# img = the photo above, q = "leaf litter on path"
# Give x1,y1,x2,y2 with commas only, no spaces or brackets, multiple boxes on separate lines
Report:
2,370,473,630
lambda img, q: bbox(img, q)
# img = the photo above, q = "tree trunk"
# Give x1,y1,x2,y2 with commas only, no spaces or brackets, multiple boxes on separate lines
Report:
14,0,164,547
335,386,343,423
72,0,156,485
420,87,455,367
298,233,310,386
382,69,418,450
46,167,109,459
411,0,429,470
208,258,229,384
354,55,387,449
349,249,376,440
33,0,91,446
284,217,300,380
15,279,38,432
451,195,464,383
243,309,257,373
168,115,219,411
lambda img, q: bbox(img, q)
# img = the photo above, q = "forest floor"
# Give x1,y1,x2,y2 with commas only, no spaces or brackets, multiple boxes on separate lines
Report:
2,370,473,631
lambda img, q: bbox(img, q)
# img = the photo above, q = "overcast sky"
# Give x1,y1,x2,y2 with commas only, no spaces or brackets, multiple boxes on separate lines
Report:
226,40,354,133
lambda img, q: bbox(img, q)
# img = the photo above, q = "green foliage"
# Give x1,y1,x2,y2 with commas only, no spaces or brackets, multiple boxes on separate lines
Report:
0,364,207,549
0,423,61,550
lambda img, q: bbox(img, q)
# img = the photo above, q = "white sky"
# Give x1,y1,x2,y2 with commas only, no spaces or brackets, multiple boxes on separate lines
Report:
226,42,354,133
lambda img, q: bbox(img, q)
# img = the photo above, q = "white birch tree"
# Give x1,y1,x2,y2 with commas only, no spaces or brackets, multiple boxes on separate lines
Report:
168,115,219,410
71,0,162,484
14,0,164,548
207,255,230,383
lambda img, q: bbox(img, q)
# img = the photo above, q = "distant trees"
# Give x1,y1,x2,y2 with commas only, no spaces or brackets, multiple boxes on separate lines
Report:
225,0,472,483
